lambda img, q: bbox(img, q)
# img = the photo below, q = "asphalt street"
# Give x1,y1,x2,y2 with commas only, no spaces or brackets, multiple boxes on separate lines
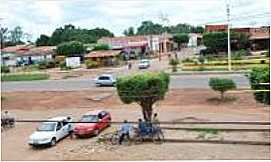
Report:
2,74,250,92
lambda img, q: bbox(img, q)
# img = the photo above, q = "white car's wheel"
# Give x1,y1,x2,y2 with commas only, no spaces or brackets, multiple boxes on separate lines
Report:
50,138,56,146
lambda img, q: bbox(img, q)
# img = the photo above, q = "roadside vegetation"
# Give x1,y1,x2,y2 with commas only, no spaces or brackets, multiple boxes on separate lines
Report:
116,72,170,121
247,67,270,105
209,78,236,100
1,73,50,81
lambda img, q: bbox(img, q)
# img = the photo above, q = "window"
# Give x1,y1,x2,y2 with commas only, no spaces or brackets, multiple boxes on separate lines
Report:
99,76,110,80
56,122,62,131
62,120,68,126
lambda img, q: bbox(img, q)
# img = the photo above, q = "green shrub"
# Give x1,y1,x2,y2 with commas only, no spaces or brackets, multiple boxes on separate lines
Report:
59,61,66,70
182,58,194,63
232,49,247,60
247,67,270,105
93,44,110,51
38,60,56,69
209,78,236,100
85,60,98,69
169,58,180,72
116,72,170,121
198,55,205,64
1,66,10,73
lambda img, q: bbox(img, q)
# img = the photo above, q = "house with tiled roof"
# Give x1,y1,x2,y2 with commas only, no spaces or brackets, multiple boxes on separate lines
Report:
1,45,56,66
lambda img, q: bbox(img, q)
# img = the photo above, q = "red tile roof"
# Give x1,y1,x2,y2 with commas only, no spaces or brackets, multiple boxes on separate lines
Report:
85,50,121,58
2,45,56,56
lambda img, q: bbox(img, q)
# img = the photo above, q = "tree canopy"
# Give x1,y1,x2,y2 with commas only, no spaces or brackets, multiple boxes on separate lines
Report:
36,34,51,46
36,24,114,46
116,72,170,121
123,27,135,36
173,33,189,50
1,26,26,48
209,78,236,100
56,41,86,57
203,32,250,53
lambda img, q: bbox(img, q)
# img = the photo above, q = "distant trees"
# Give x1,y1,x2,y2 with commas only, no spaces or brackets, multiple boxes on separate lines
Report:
137,21,164,35
93,43,110,51
36,24,114,46
123,27,135,36
0,26,26,48
172,33,189,50
203,32,250,53
36,34,51,46
209,78,236,100
56,41,86,57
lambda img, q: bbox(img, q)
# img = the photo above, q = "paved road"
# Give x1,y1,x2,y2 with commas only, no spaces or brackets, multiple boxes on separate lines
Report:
2,74,250,92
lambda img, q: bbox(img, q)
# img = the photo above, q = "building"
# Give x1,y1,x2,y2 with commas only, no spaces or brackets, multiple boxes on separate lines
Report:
205,24,270,50
98,35,174,58
85,50,121,66
205,24,228,32
1,45,56,66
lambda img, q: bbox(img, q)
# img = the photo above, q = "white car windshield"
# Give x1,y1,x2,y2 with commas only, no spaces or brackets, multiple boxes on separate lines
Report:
80,115,99,122
98,76,110,80
37,122,56,131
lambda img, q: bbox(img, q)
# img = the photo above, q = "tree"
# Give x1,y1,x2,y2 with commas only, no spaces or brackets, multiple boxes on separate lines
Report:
247,67,270,105
0,27,8,49
116,72,170,121
169,58,180,72
203,32,228,52
173,33,189,50
56,41,86,57
123,27,135,36
47,24,114,45
36,34,51,46
9,26,24,45
137,21,164,35
209,78,236,100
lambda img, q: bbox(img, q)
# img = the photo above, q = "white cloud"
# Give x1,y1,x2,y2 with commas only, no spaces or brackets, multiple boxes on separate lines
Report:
0,0,269,40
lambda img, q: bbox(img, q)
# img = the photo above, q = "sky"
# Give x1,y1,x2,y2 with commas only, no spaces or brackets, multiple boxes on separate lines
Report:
0,0,270,41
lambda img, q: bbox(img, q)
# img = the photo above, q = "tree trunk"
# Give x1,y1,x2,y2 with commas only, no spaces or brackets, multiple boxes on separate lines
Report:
141,102,153,122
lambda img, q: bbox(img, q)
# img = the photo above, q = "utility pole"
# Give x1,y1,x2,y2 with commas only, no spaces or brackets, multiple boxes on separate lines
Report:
226,2,232,71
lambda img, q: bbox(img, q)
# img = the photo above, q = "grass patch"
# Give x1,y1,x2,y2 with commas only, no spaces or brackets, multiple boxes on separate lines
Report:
1,73,50,81
207,96,237,104
190,128,219,134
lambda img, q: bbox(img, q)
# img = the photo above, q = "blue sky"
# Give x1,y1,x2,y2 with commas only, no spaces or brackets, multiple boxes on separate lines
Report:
0,0,270,41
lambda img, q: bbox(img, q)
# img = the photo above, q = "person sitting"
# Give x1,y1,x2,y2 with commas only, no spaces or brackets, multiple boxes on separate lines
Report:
138,118,152,137
118,120,132,145
152,113,160,132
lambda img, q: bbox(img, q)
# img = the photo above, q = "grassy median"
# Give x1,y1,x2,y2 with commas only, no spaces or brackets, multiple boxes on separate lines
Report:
1,73,50,81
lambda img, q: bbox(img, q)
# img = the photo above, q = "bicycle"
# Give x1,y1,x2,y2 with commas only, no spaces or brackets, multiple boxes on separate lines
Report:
134,125,165,144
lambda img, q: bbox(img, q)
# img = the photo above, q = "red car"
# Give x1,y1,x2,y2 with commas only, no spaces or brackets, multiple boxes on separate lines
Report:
73,110,111,137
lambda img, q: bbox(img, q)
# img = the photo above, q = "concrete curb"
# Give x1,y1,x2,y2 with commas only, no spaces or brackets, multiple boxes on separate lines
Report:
169,70,249,75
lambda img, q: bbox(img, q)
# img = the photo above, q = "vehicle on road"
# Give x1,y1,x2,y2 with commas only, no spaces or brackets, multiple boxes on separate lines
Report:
138,59,150,69
28,116,73,147
73,110,111,137
95,74,116,86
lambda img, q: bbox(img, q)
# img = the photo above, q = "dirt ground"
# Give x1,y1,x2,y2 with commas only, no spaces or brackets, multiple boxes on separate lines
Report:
1,89,270,160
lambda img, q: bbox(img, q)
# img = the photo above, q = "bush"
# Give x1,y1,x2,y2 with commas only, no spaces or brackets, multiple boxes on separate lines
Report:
1,66,10,73
169,58,180,72
116,72,170,121
232,49,247,60
198,55,205,64
209,78,236,100
93,44,110,51
1,73,49,81
182,58,194,63
59,61,66,70
38,60,56,69
85,60,98,69
247,67,270,105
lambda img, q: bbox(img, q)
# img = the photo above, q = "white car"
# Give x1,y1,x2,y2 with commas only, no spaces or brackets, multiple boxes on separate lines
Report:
28,116,73,147
138,59,150,69
95,74,116,86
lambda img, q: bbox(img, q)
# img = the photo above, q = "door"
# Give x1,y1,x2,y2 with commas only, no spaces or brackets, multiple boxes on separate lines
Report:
55,122,65,140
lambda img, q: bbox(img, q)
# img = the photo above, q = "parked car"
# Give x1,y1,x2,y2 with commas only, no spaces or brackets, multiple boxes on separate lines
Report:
28,116,73,147
95,74,116,86
138,59,150,69
73,110,111,137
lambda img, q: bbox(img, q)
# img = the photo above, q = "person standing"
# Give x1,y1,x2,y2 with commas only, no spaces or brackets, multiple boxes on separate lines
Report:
118,120,132,145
